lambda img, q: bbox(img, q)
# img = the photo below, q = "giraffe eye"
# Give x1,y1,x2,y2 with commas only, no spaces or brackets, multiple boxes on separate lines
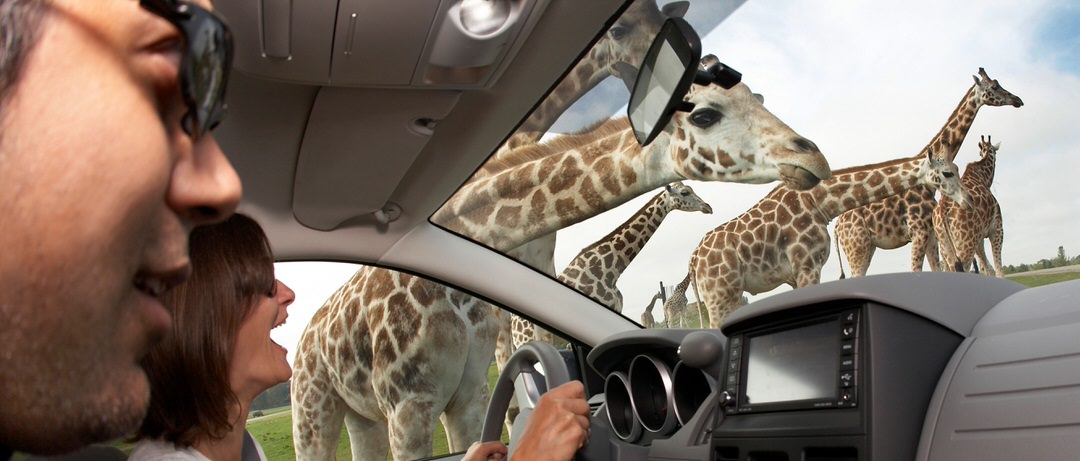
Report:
689,108,722,128
943,171,955,178
680,190,690,197
610,25,627,40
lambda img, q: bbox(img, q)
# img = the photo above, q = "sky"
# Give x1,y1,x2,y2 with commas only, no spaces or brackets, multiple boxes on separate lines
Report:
272,0,1080,367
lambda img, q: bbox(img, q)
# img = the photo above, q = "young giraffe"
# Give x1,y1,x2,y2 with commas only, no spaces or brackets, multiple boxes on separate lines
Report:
684,149,970,328
559,181,712,312
933,135,1006,277
661,273,703,328
834,68,1023,277
511,181,712,348
291,79,833,460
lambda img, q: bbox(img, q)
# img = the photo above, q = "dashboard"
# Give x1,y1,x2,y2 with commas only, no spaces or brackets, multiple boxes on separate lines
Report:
581,272,1080,461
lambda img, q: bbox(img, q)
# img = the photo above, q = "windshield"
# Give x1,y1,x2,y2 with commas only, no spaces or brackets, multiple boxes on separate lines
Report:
431,0,1080,329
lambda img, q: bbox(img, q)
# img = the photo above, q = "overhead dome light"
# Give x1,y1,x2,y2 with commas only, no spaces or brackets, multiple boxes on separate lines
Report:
459,0,512,36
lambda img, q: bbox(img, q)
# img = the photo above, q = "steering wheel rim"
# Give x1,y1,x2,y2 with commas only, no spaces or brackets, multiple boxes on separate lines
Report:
481,341,571,442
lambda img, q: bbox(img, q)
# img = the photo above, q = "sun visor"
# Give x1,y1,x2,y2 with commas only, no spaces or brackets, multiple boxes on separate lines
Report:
291,87,461,230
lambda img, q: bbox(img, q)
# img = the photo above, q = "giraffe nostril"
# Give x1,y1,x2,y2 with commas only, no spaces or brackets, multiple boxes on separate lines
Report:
792,137,820,153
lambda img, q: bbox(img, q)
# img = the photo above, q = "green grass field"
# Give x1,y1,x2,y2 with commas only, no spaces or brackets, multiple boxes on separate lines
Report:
245,362,504,460
1007,271,1080,287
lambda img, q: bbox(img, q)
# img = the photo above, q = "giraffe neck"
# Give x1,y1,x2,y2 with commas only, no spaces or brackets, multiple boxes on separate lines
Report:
925,84,982,162
434,118,682,251
810,156,925,218
962,150,997,188
518,46,613,134
570,192,677,277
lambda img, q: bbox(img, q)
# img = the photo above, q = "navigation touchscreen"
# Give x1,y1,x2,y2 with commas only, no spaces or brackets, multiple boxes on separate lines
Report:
744,319,840,405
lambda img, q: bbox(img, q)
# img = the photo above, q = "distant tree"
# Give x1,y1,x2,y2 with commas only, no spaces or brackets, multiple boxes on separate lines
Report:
1057,246,1067,266
251,381,291,411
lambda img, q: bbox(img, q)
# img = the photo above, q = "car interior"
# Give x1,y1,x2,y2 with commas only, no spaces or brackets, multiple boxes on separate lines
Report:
39,0,1080,460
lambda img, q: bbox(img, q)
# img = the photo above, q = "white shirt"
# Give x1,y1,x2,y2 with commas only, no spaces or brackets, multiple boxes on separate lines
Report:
127,431,267,461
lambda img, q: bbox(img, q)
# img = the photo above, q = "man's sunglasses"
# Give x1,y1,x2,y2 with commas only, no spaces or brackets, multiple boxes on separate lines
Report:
140,0,234,140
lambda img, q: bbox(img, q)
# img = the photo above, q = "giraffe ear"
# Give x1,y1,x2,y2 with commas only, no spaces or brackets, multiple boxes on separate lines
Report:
662,1,690,18
994,142,1001,150
753,93,764,104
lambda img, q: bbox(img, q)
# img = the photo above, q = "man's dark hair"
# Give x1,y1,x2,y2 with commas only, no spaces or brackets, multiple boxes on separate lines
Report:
0,0,48,116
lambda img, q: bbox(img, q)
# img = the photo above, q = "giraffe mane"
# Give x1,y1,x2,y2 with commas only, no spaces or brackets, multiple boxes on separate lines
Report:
478,117,631,176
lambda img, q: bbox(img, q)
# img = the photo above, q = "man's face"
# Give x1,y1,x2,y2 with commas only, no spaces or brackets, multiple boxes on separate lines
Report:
0,0,240,453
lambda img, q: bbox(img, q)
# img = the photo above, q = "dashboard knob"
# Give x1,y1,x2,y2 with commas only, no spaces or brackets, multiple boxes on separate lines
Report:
677,331,725,377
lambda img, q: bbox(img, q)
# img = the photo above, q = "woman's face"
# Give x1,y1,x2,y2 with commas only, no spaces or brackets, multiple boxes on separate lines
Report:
231,279,295,401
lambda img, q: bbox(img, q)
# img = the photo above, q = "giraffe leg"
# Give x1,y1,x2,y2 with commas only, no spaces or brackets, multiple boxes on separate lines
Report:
494,313,519,436
953,229,978,277
345,408,389,461
837,214,873,277
696,255,743,328
989,211,1005,278
973,239,993,277
291,376,348,461
440,363,491,453
442,298,499,453
386,399,441,461
910,218,939,272
931,206,958,272
925,232,943,272
291,325,351,461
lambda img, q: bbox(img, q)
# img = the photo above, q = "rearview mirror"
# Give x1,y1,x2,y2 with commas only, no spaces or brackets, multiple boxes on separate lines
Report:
627,18,701,146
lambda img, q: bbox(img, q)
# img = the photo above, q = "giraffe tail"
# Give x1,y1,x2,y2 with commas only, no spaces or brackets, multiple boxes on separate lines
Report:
834,232,847,280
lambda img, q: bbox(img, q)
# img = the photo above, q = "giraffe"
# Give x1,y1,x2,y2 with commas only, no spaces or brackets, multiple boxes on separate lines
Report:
557,181,712,313
933,135,1006,277
685,149,970,328
641,287,663,328
511,181,712,348
661,273,697,328
291,75,833,460
833,68,1023,278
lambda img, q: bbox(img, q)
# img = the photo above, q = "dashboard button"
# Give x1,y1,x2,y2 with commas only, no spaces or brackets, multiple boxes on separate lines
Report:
839,371,854,388
841,340,855,355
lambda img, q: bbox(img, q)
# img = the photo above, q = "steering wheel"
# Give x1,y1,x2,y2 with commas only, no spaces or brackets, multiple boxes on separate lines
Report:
481,341,571,443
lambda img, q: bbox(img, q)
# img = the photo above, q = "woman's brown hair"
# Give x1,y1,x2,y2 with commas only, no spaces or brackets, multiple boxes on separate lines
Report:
135,213,276,446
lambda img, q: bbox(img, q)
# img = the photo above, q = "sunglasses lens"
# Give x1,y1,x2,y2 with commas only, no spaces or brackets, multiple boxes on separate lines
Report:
141,0,232,139
183,11,232,137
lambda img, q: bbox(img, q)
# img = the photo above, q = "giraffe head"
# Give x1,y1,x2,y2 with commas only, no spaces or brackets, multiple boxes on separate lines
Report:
973,68,1024,108
979,134,1001,158
921,148,972,209
602,0,690,86
665,74,833,191
663,181,713,215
